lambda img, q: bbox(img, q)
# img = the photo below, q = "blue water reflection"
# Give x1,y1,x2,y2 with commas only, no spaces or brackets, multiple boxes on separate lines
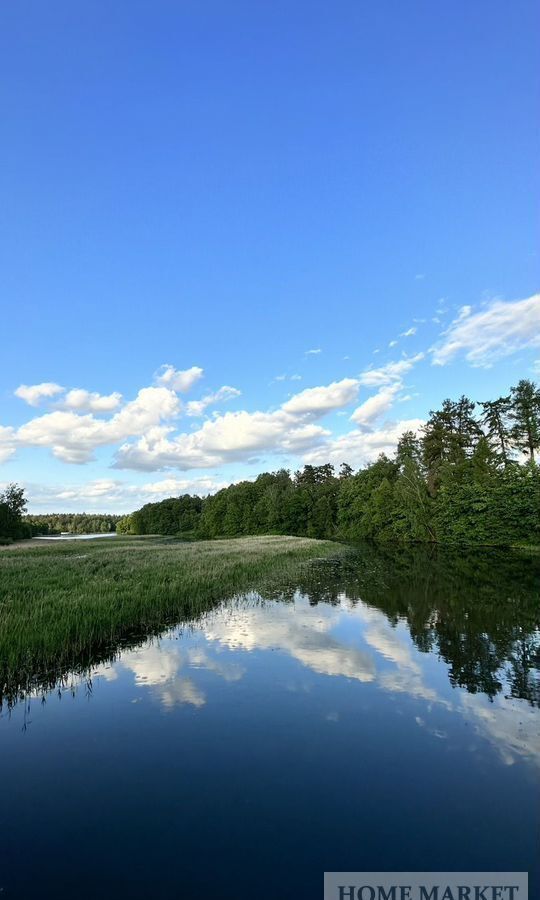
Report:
1,580,539,899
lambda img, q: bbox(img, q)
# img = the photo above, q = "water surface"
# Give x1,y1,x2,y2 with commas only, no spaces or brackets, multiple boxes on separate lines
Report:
33,532,117,540
1,545,539,899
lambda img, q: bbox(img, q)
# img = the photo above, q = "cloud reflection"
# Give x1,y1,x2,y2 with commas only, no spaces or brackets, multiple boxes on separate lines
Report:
106,594,540,766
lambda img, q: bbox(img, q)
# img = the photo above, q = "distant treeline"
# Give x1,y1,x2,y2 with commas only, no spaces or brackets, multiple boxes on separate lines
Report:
118,379,540,548
0,497,121,542
23,514,122,536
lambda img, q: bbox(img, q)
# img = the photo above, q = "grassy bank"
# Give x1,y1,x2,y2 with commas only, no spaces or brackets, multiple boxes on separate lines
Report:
0,534,344,705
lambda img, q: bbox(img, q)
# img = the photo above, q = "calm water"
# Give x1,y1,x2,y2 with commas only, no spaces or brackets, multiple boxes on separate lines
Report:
33,532,117,540
1,545,539,899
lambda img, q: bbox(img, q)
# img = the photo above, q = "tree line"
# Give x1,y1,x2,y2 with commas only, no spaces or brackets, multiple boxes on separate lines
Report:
118,379,540,547
24,513,122,536
0,494,121,542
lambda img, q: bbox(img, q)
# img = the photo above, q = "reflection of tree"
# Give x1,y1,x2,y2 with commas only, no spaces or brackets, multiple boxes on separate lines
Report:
290,544,540,707
2,544,539,710
506,637,540,707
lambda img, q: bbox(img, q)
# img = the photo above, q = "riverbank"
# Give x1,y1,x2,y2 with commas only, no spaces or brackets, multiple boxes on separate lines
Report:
0,534,345,704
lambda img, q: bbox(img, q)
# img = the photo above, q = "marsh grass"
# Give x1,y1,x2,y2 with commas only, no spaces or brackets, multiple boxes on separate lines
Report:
0,534,344,706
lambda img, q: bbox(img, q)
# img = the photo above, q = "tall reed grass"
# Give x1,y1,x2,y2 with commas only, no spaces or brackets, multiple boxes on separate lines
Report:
0,534,344,705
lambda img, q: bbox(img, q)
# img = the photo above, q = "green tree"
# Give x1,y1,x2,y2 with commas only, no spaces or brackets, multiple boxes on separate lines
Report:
481,395,512,468
0,483,27,517
509,379,540,461
422,396,480,494
396,430,422,468
0,483,27,540
395,455,435,541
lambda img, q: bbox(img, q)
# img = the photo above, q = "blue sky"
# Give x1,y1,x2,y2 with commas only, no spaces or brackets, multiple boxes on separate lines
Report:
0,1,538,512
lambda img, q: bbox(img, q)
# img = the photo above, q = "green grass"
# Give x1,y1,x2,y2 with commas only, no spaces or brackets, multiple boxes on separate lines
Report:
0,534,345,705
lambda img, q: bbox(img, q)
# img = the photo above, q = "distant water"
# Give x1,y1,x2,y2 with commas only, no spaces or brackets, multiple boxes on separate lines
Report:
1,544,539,899
33,532,117,541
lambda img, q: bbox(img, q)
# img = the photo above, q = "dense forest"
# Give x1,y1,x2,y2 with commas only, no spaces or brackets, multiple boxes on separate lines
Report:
2,379,539,547
118,379,540,547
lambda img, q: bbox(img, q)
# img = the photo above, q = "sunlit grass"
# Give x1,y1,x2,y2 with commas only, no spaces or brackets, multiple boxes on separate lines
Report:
0,534,344,705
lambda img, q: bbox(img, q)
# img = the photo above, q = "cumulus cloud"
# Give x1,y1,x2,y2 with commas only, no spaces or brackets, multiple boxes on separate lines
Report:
282,378,359,415
155,364,204,392
17,386,180,463
303,418,425,469
15,382,64,406
186,385,241,418
19,475,230,513
431,294,540,367
350,384,401,427
6,362,418,474
335,353,424,453
0,426,16,463
113,375,362,472
400,326,417,338
63,389,122,412
14,381,122,413
305,348,321,355
114,407,331,472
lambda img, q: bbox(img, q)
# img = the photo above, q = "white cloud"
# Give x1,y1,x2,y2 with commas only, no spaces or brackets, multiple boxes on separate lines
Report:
303,418,425,469
20,475,230,513
14,382,122,413
63,389,122,412
113,376,360,472
350,384,401,427
17,386,180,464
305,348,321,355
15,382,64,406
138,476,230,498
273,374,302,383
431,294,540,367
5,363,419,475
115,406,331,472
388,340,398,348
0,426,16,463
343,353,423,447
358,354,424,388
186,385,241,417
400,326,417,338
155,364,204,392
281,378,359,415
